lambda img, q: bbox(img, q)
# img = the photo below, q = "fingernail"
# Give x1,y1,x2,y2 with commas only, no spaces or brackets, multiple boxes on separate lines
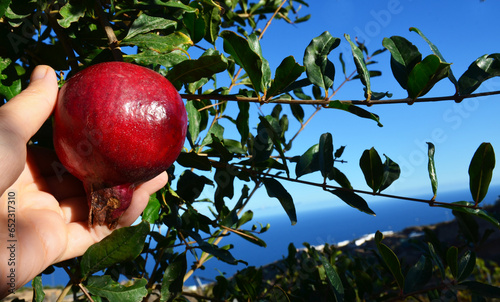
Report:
30,65,49,82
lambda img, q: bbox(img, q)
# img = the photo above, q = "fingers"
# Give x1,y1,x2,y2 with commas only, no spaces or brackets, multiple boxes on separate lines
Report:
0,65,58,143
117,172,169,228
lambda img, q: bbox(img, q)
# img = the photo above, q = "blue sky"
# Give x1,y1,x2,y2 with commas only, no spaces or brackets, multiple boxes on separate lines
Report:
187,1,500,217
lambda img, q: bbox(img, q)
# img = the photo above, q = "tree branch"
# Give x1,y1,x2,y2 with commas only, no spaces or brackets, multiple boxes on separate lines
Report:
181,89,500,108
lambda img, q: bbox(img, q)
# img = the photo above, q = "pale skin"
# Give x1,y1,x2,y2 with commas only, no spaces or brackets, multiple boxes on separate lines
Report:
0,65,168,299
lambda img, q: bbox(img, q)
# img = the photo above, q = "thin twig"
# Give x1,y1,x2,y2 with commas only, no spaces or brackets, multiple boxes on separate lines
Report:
181,89,500,107
56,282,72,302
259,0,288,40
78,283,94,302
94,0,123,61
212,161,481,209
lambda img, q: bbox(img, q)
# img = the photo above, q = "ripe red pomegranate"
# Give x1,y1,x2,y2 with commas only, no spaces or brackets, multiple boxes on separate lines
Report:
53,62,187,229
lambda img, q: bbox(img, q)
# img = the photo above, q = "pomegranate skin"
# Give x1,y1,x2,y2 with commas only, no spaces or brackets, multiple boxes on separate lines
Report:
53,62,187,228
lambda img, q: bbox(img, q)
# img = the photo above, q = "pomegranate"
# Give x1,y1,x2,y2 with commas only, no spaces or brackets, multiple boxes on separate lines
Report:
53,62,187,229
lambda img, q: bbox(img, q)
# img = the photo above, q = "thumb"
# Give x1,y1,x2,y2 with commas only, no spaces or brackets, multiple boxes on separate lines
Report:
0,65,58,194
0,65,59,143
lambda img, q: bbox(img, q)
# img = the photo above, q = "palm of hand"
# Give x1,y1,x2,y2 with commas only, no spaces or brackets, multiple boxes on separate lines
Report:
0,146,167,293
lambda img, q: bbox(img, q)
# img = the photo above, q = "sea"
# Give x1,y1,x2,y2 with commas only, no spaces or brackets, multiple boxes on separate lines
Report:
39,185,500,288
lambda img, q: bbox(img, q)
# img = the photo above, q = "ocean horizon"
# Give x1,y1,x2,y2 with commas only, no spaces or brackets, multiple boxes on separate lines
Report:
39,185,500,288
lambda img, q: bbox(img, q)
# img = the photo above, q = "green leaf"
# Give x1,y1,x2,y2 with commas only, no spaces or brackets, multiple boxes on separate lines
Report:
31,276,45,302
446,246,459,279
176,151,212,171
262,178,297,225
125,50,188,68
0,0,11,19
458,53,500,95
382,36,422,90
319,133,334,179
328,101,382,127
460,281,500,298
258,116,289,177
142,194,161,224
295,144,320,178
379,154,400,192
267,56,305,98
236,101,250,144
437,201,500,229
469,142,495,205
186,229,239,264
125,14,177,39
123,32,193,53
327,167,352,189
375,231,405,290
80,221,150,278
176,170,213,203
168,55,228,85
303,31,340,90
248,33,271,91
428,242,446,278
403,255,432,294
345,34,372,100
407,54,451,99
86,275,148,301
183,11,206,43
161,253,187,302
233,229,267,247
186,100,201,144
57,1,86,28
410,27,459,90
359,147,384,193
319,255,344,302
328,189,375,216
290,103,305,124
201,122,224,147
0,58,22,100
221,30,267,93
427,142,438,198
204,6,221,44
214,167,234,213
458,250,476,282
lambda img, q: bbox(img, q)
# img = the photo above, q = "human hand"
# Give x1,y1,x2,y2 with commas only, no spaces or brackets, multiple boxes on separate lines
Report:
0,65,168,298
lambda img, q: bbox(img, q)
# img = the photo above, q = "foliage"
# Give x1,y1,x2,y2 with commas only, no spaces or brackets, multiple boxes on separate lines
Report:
2,0,500,301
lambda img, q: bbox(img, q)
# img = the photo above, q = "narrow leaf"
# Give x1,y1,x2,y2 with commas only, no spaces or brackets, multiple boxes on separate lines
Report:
176,151,212,171
345,34,372,99
142,194,161,224
319,133,334,179
57,1,86,28
328,101,382,127
123,32,193,53
236,101,250,144
262,178,297,225
427,142,438,198
410,27,459,90
290,103,305,124
469,142,495,205
186,100,201,144
0,0,11,19
438,201,500,229
31,276,45,302
319,255,344,302
458,250,476,282
375,231,405,290
446,246,459,279
327,167,352,189
328,189,375,216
